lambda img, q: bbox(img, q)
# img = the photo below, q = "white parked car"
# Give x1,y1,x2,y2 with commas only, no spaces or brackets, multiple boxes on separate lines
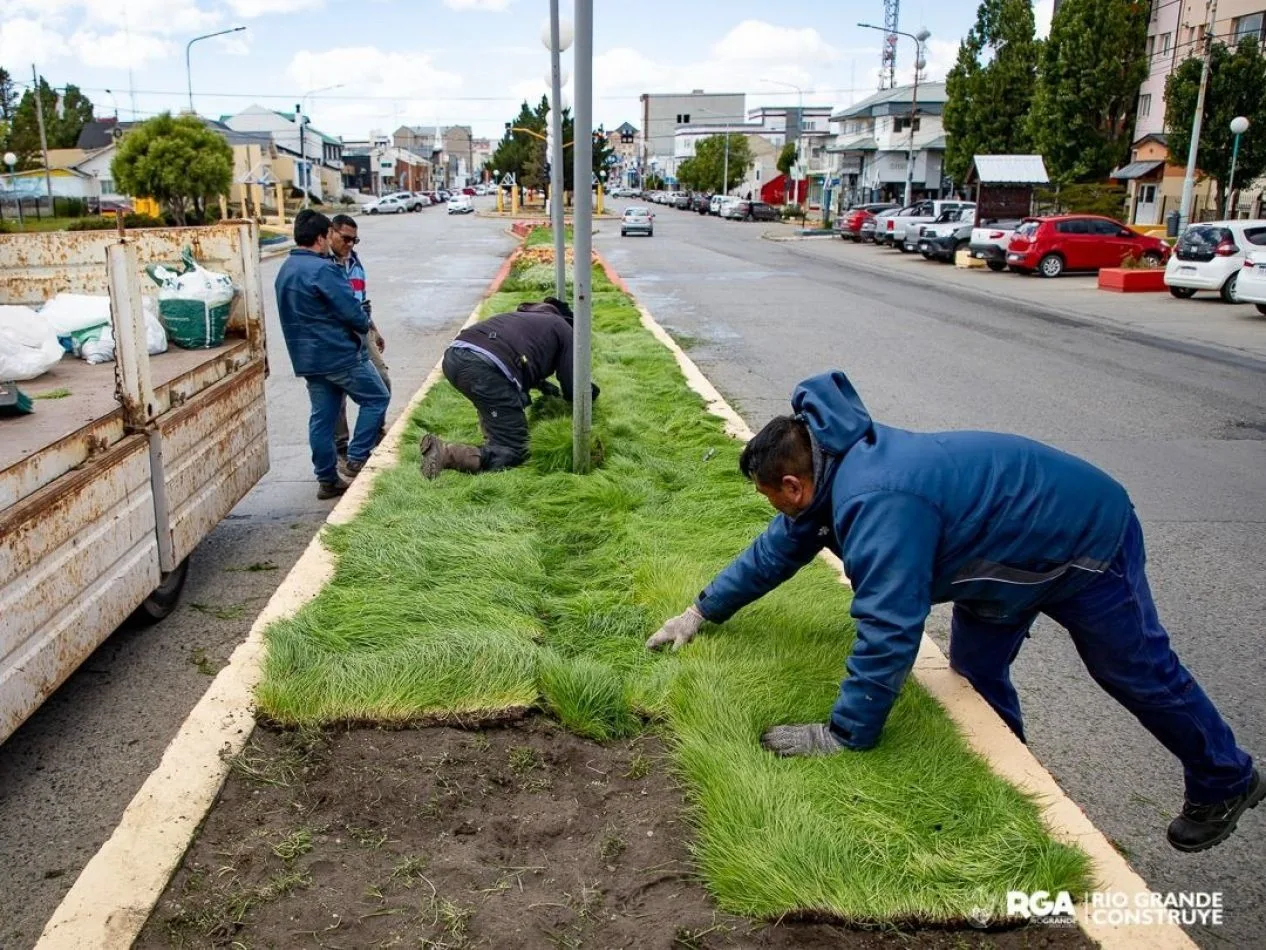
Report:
447,194,474,214
1235,249,1266,316
1164,220,1266,302
365,194,410,214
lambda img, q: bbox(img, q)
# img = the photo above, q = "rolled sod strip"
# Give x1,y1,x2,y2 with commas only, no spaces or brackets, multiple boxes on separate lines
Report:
256,236,1092,924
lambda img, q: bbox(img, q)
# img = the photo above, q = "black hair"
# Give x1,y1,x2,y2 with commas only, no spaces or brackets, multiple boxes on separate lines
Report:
331,213,357,230
739,415,812,486
294,209,332,247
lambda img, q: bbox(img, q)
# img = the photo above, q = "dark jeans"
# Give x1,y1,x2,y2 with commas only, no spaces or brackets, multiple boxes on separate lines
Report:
335,328,390,453
442,347,530,471
948,513,1253,804
304,359,390,483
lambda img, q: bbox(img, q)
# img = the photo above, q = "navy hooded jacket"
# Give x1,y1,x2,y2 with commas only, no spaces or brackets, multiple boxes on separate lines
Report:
274,248,370,377
696,371,1131,750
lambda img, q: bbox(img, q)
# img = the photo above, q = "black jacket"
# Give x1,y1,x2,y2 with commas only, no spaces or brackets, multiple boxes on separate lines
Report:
454,302,576,397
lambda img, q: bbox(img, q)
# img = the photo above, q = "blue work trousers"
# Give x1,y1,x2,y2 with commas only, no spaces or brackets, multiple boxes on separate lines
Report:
948,513,1253,805
304,359,389,483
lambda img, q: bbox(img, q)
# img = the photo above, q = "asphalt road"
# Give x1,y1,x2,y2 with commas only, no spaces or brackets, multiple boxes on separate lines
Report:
595,201,1266,949
0,203,514,950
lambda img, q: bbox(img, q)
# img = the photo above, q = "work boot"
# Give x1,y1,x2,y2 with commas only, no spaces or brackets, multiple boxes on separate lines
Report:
1167,768,1264,852
339,456,365,480
420,433,482,479
316,476,350,500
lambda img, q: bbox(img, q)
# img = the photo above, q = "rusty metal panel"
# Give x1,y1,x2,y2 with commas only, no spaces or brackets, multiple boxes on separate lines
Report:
0,436,158,744
157,360,269,565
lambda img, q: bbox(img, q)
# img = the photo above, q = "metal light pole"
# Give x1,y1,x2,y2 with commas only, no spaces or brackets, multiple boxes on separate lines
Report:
572,0,594,474
542,7,574,302
1179,0,1218,230
298,83,345,208
3,151,23,228
763,79,804,206
1226,116,1250,219
104,88,119,119
859,22,930,206
186,27,246,114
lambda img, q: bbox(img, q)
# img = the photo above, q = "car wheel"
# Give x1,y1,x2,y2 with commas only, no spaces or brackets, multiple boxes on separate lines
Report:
920,250,932,259
131,557,191,624
1168,286,1197,299
647,230,653,237
369,208,378,214
986,260,1007,272
1219,272,1240,304
1142,251,1163,267
621,230,627,236
1038,253,1064,278
1257,304,1266,316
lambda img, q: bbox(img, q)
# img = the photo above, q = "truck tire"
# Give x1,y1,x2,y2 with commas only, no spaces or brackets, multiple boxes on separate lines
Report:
986,260,1007,272
132,557,191,624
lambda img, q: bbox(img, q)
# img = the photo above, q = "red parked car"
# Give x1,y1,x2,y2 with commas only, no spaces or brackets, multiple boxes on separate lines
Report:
1006,214,1170,278
834,202,899,241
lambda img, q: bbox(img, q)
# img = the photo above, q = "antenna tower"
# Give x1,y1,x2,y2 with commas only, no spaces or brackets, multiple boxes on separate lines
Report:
880,0,900,89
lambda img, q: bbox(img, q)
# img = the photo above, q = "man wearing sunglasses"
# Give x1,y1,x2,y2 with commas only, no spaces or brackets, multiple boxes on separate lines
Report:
329,213,390,461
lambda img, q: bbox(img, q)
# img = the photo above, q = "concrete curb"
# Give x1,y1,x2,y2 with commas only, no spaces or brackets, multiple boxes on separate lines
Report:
33,248,520,950
594,248,1196,950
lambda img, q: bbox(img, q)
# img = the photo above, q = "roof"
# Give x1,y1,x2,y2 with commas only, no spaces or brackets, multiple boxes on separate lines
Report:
828,136,878,152
1110,159,1165,180
832,82,947,119
44,147,88,169
76,118,128,149
1133,132,1169,148
614,121,638,134
272,110,342,146
966,154,1050,184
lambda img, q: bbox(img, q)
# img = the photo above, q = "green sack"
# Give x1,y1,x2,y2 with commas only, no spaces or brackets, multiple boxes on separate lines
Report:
145,247,236,349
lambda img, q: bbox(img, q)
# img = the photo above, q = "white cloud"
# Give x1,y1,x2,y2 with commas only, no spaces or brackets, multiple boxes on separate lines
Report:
80,0,220,36
69,29,172,68
1034,0,1055,40
225,0,324,16
711,20,839,64
443,0,513,10
0,17,70,66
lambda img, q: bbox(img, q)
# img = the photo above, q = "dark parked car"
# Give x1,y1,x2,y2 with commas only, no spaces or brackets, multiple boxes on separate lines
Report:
692,193,712,213
835,202,899,241
1006,215,1170,277
729,200,779,222
673,192,691,209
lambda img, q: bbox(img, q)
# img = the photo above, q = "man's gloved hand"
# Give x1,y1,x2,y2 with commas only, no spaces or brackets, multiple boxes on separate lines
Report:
537,380,562,399
761,723,846,757
645,605,704,651
363,299,373,318
591,382,601,404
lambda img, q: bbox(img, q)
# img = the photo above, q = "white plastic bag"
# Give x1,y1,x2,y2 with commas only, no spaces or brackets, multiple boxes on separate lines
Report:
146,249,236,348
66,299,167,364
39,293,113,336
0,306,64,380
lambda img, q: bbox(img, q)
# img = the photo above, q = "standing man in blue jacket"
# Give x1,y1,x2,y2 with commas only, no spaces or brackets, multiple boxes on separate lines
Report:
275,209,389,499
647,370,1259,853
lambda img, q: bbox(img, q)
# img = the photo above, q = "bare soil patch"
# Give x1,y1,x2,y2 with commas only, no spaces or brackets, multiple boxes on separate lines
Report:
137,718,1095,949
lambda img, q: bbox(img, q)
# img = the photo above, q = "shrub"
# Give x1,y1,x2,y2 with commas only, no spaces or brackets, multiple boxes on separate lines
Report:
781,203,807,223
67,213,167,231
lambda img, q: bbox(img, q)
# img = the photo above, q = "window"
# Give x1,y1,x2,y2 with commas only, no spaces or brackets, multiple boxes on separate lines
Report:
1160,32,1171,53
1138,93,1152,117
1090,219,1124,236
1151,0,1159,21
675,113,691,124
892,115,922,133
99,178,115,194
1147,34,1156,57
1138,184,1157,204
1056,219,1089,235
1232,12,1264,42
1244,227,1266,246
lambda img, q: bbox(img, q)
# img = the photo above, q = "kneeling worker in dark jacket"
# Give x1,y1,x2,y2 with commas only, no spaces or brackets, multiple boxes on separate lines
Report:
647,370,1260,853
420,297,598,477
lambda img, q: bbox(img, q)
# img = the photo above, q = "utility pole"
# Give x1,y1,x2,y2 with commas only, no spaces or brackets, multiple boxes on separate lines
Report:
31,65,53,206
1178,0,1218,230
572,0,593,474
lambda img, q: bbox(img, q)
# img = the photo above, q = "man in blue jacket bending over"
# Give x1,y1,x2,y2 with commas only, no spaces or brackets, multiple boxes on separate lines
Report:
275,209,389,499
647,370,1259,853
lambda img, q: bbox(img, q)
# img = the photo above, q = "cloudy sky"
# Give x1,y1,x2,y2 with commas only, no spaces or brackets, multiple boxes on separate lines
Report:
0,0,1054,141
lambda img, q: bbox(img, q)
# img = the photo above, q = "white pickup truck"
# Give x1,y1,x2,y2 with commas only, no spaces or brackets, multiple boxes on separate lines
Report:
0,222,270,745
969,219,1027,272
885,199,976,252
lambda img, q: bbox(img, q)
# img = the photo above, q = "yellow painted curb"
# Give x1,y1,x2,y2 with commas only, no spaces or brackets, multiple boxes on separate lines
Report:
634,299,1196,950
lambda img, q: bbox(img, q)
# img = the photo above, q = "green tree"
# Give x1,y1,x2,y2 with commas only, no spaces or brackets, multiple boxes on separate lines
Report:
776,141,798,177
677,134,753,193
942,0,1040,184
0,67,16,153
10,78,95,168
1027,0,1149,184
1164,38,1266,215
111,113,232,225
490,97,547,187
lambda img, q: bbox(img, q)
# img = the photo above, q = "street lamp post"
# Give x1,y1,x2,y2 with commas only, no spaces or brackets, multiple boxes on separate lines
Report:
541,6,574,302
1226,116,1250,219
298,83,345,209
858,22,930,207
763,79,804,206
186,27,246,114
572,0,594,474
3,151,23,228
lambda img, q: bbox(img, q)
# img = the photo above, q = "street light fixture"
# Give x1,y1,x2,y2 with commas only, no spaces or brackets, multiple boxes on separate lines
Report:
858,22,930,206
186,27,246,114
1226,116,1251,218
762,79,805,206
542,7,573,302
4,151,23,228
298,83,346,208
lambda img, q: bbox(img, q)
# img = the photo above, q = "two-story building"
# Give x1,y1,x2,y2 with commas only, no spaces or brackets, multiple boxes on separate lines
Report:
826,82,949,209
225,105,344,202
605,122,640,187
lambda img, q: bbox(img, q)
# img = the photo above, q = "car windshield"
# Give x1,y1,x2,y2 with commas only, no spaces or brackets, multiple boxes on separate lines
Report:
625,209,648,218
1015,221,1040,238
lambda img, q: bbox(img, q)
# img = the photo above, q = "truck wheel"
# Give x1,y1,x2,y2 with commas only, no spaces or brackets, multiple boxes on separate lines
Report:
132,557,191,624
986,260,1007,272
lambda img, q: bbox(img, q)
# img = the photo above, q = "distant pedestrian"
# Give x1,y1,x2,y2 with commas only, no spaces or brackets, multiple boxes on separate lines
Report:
274,209,389,499
328,214,391,457
420,297,598,477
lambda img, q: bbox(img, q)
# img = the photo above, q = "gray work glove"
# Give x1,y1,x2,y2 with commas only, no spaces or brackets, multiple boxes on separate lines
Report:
761,723,845,757
645,605,704,651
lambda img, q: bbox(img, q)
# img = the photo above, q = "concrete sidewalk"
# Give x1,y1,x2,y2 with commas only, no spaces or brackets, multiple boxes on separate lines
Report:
789,238,1266,365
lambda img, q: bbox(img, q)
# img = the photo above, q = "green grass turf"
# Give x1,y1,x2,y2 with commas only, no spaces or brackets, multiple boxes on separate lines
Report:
256,234,1093,922
524,224,573,246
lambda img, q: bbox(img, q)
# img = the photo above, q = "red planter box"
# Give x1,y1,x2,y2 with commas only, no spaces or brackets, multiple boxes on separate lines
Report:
1098,268,1168,293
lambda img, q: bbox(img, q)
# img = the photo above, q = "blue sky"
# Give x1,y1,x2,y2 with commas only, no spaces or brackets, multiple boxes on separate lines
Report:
0,0,1054,141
